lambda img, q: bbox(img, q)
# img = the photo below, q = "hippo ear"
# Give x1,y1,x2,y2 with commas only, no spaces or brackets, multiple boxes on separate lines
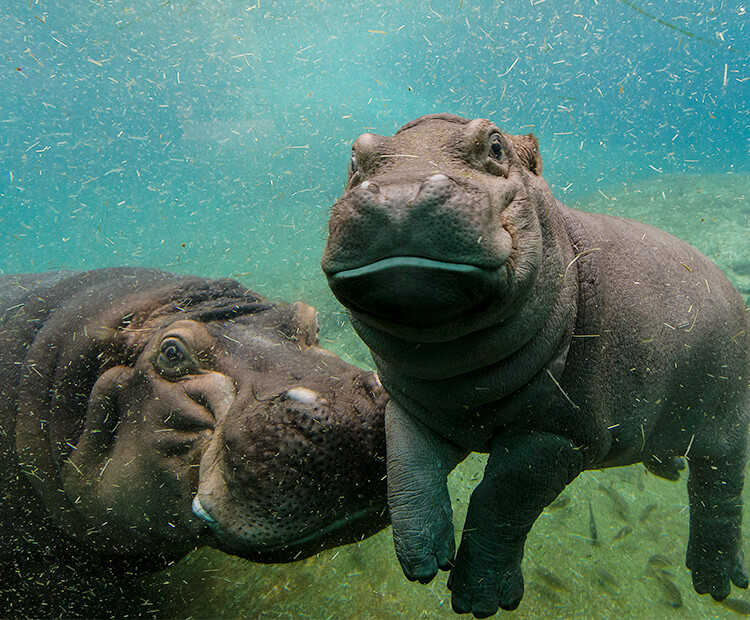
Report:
507,133,543,176
276,301,320,346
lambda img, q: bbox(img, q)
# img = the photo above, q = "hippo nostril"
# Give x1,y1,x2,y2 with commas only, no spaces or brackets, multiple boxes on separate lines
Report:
283,387,321,405
415,173,455,205
192,495,216,523
360,180,379,193
428,173,450,183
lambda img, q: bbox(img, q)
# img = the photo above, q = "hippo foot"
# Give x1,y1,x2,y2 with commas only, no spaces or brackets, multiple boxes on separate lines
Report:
686,454,748,601
394,515,455,584
687,546,748,601
447,550,524,617
386,399,464,584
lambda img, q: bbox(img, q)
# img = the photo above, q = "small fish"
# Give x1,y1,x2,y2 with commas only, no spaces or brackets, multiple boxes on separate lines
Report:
548,494,570,510
613,525,633,541
588,498,600,547
533,566,569,592
719,597,750,615
639,502,657,522
597,483,630,520
533,583,562,603
595,566,618,589
647,554,673,569
649,568,683,608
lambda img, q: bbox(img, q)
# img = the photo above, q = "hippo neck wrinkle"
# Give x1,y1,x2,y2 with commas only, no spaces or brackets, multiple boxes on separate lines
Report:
354,215,578,444
373,262,576,398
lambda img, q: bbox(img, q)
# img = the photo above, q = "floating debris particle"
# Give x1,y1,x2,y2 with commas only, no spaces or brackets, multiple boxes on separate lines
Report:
615,0,746,54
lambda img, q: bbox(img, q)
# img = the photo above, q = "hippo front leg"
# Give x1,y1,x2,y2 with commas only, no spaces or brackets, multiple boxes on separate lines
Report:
385,400,466,584
449,432,583,617
686,442,749,600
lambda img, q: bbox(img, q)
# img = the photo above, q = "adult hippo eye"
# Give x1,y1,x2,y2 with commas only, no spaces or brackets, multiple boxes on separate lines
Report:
489,134,504,160
157,337,197,378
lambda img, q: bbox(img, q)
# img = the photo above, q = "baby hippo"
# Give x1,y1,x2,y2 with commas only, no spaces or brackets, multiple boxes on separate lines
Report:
322,113,750,617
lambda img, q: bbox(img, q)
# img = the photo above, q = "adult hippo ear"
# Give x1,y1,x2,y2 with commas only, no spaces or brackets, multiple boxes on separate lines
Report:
275,301,320,347
506,133,543,175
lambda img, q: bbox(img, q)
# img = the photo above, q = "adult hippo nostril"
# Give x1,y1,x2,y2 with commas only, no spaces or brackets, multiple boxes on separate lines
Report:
327,256,505,327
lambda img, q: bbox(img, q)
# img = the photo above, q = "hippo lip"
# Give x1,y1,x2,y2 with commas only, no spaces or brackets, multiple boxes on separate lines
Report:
193,492,387,562
192,495,216,523
263,502,387,552
326,256,505,327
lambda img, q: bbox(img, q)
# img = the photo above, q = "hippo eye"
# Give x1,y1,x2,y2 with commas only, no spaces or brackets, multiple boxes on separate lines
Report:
157,337,196,378
489,135,504,160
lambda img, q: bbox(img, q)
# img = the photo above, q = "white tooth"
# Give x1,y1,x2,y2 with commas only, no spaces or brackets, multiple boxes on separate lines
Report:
285,387,319,404
192,495,216,523
361,180,371,190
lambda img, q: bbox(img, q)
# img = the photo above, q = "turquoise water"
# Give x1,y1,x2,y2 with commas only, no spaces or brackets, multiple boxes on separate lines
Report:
1,1,749,617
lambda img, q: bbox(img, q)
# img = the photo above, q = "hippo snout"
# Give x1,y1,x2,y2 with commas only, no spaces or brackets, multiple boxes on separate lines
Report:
324,169,510,272
323,168,513,328
358,172,455,207
194,363,388,563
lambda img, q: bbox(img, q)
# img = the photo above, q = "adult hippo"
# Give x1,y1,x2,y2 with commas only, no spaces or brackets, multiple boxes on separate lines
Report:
0,268,387,616
322,113,750,617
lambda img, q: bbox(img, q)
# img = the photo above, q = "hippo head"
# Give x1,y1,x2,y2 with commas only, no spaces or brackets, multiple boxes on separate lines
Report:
321,113,549,342
188,306,389,562
15,273,387,565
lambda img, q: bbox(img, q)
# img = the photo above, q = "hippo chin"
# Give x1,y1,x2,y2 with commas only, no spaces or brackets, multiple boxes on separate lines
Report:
322,114,750,617
0,268,387,613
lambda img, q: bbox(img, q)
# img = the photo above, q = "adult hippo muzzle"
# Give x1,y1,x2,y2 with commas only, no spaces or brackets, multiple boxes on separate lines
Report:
0,268,387,613
322,114,750,617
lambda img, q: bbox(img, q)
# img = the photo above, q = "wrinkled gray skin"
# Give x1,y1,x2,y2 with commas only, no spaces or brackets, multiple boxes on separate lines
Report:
322,114,750,617
0,268,387,616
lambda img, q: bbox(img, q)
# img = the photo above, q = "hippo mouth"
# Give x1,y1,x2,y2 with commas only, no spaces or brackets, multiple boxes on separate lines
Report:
193,495,388,563
253,502,388,562
326,256,505,327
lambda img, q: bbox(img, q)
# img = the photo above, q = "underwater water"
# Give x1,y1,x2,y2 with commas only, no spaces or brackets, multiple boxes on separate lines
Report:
1,0,748,617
